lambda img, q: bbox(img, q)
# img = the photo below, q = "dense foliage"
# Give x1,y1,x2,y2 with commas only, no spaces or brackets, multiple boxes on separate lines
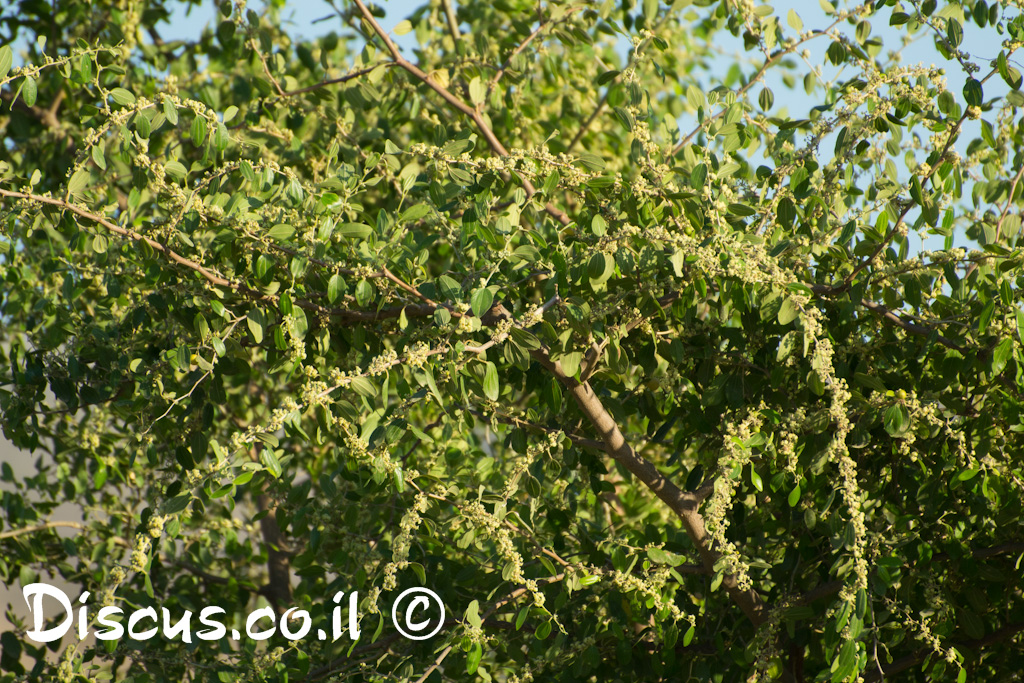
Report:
3,0,1024,680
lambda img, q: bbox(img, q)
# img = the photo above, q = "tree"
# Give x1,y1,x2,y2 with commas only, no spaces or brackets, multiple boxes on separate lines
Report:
2,0,1024,679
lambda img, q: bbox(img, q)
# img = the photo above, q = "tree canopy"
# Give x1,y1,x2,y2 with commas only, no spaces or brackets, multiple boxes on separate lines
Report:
3,0,1024,680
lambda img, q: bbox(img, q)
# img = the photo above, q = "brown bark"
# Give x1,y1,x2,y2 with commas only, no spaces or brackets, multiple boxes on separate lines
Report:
529,346,767,626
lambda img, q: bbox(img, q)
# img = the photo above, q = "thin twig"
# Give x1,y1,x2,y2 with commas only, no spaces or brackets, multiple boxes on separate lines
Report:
487,8,582,97
0,521,86,540
441,0,461,43
857,298,964,351
251,37,286,97
0,189,453,325
672,18,846,153
412,645,453,683
349,0,571,226
278,63,396,98
994,163,1024,243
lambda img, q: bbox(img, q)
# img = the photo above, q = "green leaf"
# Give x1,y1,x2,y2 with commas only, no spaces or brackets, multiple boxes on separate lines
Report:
686,84,705,111
827,41,846,65
577,152,605,172
991,337,1014,375
830,640,856,682
471,288,493,318
0,45,12,80
727,202,756,217
350,376,377,398
998,50,1023,89
400,204,430,222
260,449,282,478
162,494,192,514
466,643,482,674
194,313,209,340
483,361,499,401
328,274,344,303
464,600,482,628
22,76,37,107
558,351,582,378
134,112,151,138
613,105,634,131
691,163,708,188
355,280,374,307
883,403,909,437
788,483,801,507
163,98,179,125
191,117,207,147
268,223,295,242
787,8,803,30
67,169,90,196
643,0,658,22
515,606,530,631
958,468,980,481
437,274,461,301
509,327,540,349
247,308,265,344
947,18,963,47
587,252,614,286
648,548,684,565
469,76,485,106
337,222,372,239
164,160,187,181
535,620,552,639
963,78,983,107
670,250,684,276
448,165,474,184
239,160,256,183
778,298,799,325
109,87,135,106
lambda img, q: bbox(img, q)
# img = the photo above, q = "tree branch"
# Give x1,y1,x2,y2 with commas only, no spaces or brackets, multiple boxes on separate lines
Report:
349,0,571,226
440,0,461,43
525,341,767,626
0,521,85,540
0,188,453,325
856,298,965,351
487,8,582,97
994,163,1024,244
277,63,396,98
